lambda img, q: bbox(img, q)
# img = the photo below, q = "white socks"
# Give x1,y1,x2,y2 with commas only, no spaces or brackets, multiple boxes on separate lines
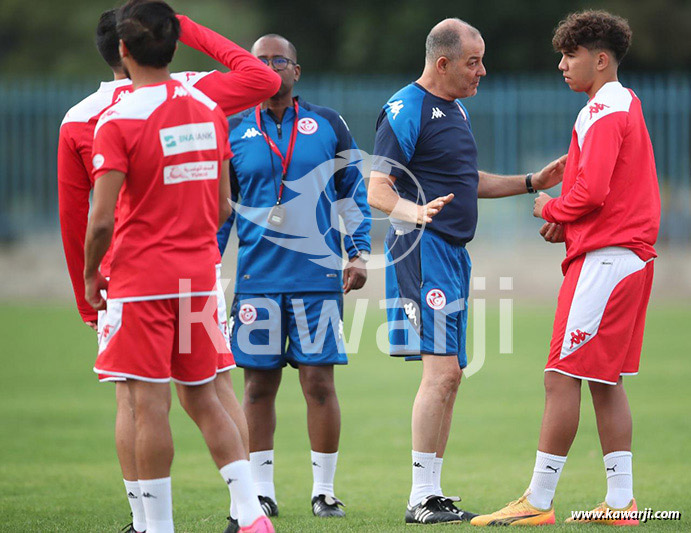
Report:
604,451,633,509
432,457,444,497
249,450,276,501
527,451,566,510
124,480,147,533
311,450,338,498
138,477,174,533
409,451,436,506
220,460,264,527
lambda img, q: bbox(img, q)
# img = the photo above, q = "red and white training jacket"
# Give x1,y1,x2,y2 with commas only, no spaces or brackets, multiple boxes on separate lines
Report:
58,15,281,322
542,81,661,274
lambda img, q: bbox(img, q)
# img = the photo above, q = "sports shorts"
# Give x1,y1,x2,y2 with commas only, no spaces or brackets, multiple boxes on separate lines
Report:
94,293,232,385
229,292,347,370
546,247,654,385
384,226,471,368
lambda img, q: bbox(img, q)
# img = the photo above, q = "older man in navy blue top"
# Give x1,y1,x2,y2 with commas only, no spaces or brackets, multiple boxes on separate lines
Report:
368,18,566,525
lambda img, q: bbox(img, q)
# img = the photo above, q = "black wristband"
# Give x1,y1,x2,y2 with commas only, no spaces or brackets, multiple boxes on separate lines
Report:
525,173,536,194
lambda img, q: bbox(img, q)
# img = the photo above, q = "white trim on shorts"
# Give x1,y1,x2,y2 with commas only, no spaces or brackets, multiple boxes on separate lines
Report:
544,367,636,386
93,366,218,386
216,364,237,373
98,375,126,383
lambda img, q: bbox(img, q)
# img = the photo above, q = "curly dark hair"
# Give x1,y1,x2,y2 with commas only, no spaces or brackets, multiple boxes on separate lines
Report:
552,10,632,63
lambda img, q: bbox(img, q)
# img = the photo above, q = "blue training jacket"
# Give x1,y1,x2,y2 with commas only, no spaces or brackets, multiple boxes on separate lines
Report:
217,96,371,294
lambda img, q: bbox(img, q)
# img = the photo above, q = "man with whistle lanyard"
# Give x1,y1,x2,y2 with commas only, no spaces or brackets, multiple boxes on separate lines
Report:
217,34,371,519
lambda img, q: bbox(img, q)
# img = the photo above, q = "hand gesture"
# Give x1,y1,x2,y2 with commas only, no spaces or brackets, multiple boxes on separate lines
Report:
418,194,455,224
532,154,567,191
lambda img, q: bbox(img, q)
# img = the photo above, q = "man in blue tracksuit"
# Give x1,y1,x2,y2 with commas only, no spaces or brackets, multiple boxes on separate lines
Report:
217,34,371,520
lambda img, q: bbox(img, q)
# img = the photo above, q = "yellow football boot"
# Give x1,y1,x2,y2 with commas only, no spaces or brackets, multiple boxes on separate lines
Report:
471,491,555,526
565,499,639,525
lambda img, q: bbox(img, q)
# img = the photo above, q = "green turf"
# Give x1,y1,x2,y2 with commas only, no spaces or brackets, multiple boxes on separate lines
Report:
0,302,688,532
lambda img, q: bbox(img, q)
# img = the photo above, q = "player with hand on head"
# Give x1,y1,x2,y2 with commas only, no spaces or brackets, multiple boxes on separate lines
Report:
58,7,279,532
472,10,660,527
84,2,273,531
368,18,566,525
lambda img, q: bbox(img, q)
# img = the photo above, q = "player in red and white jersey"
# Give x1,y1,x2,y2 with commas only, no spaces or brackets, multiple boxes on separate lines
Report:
59,8,278,533
59,11,280,326
84,3,272,532
473,11,660,527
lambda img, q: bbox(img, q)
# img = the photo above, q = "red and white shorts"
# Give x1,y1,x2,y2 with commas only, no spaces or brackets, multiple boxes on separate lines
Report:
96,267,234,383
546,247,654,385
94,294,232,385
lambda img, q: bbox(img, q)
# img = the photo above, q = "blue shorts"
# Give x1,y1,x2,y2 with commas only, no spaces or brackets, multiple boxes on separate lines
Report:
384,227,471,367
229,292,347,370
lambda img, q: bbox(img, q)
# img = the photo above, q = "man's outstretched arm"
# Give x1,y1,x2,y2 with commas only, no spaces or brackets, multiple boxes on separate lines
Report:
477,154,567,198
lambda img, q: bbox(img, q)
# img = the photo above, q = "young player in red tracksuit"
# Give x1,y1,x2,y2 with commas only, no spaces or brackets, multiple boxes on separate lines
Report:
472,10,660,527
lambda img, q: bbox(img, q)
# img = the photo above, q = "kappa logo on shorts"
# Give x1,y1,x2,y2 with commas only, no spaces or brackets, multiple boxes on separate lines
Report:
569,329,592,349
227,315,235,339
99,324,112,342
425,289,447,310
238,303,257,325
297,117,318,135
404,302,418,326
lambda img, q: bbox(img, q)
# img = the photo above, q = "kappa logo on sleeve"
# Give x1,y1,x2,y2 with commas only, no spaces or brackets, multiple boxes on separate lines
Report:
588,102,610,119
388,99,404,119
159,122,217,156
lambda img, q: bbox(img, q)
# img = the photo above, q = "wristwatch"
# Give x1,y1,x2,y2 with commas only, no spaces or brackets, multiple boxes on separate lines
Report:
351,251,370,263
525,172,536,194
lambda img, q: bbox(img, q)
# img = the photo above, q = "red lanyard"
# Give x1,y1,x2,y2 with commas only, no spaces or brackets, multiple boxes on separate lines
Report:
254,99,299,204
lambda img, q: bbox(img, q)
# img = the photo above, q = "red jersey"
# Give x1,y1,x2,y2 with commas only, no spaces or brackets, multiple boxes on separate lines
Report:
58,15,281,321
93,79,229,300
542,81,661,274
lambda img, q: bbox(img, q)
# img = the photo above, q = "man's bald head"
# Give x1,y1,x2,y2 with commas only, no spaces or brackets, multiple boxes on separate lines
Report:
425,18,481,64
251,33,297,62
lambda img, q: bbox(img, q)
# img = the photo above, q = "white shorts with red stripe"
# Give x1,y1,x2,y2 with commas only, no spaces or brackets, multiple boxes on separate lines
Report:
546,247,654,385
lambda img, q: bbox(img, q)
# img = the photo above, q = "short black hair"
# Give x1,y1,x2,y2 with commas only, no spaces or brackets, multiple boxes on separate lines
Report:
117,0,180,68
253,34,297,61
95,9,121,68
553,10,632,63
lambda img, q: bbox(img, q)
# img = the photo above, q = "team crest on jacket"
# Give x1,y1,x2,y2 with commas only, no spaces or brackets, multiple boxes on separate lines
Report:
297,117,318,135
239,303,257,324
425,289,446,310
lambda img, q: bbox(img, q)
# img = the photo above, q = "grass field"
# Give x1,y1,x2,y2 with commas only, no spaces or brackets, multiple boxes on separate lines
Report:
0,302,689,532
